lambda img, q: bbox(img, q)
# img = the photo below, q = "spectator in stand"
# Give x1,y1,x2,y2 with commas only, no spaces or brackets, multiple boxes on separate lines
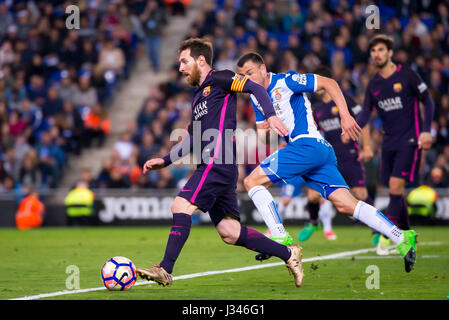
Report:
72,74,98,110
97,38,126,77
83,102,110,148
140,0,167,72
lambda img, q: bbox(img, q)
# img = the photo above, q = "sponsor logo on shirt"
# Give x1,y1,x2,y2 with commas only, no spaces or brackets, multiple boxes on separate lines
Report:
417,82,427,93
193,100,208,120
352,104,362,115
318,118,341,132
291,73,308,85
378,96,403,111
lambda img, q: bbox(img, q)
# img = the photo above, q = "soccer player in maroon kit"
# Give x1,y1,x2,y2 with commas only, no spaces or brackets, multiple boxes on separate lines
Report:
137,38,305,287
357,34,435,253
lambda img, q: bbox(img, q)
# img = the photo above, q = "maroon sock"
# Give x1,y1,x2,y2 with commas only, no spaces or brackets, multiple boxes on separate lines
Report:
160,213,192,274
386,194,403,228
306,201,320,225
235,226,291,262
401,196,410,230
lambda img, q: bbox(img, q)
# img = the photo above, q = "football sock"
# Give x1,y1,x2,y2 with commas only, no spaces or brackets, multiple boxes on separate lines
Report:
353,201,404,245
364,196,378,234
386,194,405,229
235,225,291,262
318,200,333,233
160,213,192,274
401,196,410,230
248,185,287,238
306,201,320,226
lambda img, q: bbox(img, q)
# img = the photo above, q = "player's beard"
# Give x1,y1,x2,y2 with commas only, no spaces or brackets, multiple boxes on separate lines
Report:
374,56,389,69
185,63,201,87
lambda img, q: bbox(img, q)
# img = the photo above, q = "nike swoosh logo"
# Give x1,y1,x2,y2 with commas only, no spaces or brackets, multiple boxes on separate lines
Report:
181,188,192,192
374,91,381,96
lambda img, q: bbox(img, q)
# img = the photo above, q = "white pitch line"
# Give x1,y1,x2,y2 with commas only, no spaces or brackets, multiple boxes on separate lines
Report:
9,241,444,300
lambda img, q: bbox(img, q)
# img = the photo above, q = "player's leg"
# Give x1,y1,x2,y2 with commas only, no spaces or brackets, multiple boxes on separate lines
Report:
298,188,322,241
244,165,292,243
306,144,417,272
318,198,337,240
215,214,304,287
328,187,417,272
137,196,196,286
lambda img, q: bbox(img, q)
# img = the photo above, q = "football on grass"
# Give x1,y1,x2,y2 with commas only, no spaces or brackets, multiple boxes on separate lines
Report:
101,256,136,291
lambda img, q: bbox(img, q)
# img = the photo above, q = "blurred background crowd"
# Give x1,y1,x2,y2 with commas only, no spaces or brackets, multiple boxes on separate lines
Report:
1,0,449,202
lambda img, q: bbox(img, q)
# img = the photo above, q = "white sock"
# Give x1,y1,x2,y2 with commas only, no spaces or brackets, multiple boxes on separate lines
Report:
319,200,333,233
353,201,404,245
248,185,287,238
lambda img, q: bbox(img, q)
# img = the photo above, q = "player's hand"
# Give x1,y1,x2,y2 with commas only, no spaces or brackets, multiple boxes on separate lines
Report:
260,120,270,130
358,145,374,162
418,132,432,150
143,158,165,173
340,115,361,141
267,116,288,137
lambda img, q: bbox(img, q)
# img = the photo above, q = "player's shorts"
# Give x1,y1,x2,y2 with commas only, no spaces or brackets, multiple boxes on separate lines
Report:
260,137,348,199
338,157,366,188
177,164,240,226
380,145,421,186
282,175,306,198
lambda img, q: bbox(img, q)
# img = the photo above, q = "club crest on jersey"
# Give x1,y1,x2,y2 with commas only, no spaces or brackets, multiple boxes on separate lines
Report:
393,82,402,92
274,90,282,101
202,86,211,97
331,106,339,115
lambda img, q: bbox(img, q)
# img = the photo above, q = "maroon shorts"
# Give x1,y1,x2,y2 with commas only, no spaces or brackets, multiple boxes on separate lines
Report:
380,146,421,186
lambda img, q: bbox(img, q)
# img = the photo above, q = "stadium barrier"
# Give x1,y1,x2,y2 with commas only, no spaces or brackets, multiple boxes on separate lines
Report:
0,189,448,227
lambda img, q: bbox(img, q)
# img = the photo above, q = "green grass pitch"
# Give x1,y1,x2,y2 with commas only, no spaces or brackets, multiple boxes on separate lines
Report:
1,225,448,300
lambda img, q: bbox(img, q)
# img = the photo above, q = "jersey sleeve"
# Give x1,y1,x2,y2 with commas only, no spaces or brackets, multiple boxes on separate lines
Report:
250,95,266,124
407,68,430,101
284,70,317,93
212,70,249,93
344,93,362,118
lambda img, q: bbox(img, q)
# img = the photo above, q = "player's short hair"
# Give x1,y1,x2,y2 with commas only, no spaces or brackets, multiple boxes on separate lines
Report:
178,38,213,66
313,65,332,78
237,52,265,68
369,34,394,51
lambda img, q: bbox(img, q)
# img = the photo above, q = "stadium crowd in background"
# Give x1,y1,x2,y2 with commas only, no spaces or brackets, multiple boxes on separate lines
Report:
2,0,449,200
0,0,177,196
102,0,449,197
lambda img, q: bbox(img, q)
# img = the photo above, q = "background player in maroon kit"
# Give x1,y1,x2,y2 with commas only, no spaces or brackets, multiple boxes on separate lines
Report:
357,34,435,254
136,38,305,287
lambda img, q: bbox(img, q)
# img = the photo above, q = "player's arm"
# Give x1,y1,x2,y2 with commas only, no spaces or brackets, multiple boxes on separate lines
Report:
214,70,288,136
143,124,193,173
359,124,373,161
249,96,272,143
410,70,435,150
315,75,361,141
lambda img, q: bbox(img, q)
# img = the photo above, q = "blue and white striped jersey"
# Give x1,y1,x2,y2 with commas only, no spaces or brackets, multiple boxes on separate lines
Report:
250,70,323,142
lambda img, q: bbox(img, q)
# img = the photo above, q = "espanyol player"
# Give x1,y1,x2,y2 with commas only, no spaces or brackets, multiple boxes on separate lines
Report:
237,52,417,273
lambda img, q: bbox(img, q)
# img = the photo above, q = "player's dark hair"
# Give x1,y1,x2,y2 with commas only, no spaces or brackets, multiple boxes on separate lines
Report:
237,52,265,68
178,38,213,66
369,34,394,51
313,65,332,78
